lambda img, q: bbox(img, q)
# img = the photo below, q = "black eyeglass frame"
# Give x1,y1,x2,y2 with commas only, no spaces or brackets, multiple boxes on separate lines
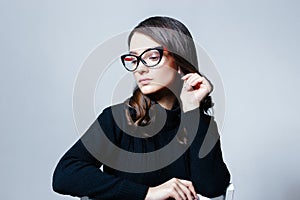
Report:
121,46,164,72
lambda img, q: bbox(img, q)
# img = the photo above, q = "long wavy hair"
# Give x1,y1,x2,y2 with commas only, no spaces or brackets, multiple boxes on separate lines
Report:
125,16,214,126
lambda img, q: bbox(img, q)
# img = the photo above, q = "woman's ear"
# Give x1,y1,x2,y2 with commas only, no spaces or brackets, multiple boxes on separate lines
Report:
177,66,182,74
177,66,185,77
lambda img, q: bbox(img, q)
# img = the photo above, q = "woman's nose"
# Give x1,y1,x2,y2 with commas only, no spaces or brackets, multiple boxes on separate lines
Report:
135,62,149,73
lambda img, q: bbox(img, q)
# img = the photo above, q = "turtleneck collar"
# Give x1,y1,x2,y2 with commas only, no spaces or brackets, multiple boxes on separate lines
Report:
153,101,181,130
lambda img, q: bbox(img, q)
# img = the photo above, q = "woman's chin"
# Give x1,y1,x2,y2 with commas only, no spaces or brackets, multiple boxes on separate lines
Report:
139,85,161,95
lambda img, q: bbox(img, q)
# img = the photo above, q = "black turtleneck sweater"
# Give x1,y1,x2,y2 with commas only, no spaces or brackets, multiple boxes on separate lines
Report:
52,103,230,199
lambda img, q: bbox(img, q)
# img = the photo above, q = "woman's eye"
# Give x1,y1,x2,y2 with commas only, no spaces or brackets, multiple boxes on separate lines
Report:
149,56,159,60
124,57,137,65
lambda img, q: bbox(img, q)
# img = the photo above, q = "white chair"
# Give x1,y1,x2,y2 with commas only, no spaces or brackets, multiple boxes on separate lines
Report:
225,183,234,200
197,183,234,200
81,183,234,200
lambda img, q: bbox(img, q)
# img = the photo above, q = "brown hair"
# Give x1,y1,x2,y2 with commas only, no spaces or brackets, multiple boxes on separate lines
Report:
125,16,213,126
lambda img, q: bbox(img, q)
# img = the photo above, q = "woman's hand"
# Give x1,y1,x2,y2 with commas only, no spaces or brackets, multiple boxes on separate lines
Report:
180,73,213,113
144,178,198,200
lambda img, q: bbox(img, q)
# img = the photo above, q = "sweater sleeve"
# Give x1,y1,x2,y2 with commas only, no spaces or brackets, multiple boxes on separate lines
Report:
52,107,149,200
182,108,231,198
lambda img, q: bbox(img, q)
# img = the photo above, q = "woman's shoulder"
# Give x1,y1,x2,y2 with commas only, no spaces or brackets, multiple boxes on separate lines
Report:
194,109,218,136
200,111,215,125
97,102,128,119
183,107,215,126
96,102,134,132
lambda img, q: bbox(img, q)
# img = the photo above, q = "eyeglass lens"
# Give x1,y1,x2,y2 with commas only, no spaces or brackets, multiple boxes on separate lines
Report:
122,49,162,71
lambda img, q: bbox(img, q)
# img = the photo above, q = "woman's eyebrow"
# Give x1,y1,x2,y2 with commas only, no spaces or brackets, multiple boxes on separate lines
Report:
129,46,162,55
129,50,138,55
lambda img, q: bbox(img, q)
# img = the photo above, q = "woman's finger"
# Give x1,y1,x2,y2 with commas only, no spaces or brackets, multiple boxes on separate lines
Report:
189,77,205,87
188,75,212,93
178,179,198,199
182,73,205,88
186,75,203,86
181,73,196,80
172,191,182,200
183,80,194,91
173,184,187,200
176,181,195,200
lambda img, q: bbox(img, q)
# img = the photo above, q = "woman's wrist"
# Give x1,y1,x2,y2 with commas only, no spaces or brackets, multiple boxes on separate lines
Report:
182,102,200,113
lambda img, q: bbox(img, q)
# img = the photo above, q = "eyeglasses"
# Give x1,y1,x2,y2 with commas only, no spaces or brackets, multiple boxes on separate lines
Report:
121,46,165,72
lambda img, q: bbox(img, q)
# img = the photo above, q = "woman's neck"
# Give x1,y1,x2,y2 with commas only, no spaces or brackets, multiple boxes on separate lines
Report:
150,88,178,110
157,96,177,110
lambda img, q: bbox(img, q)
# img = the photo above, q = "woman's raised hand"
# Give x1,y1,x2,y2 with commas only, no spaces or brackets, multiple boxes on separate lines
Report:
144,178,198,200
180,73,213,112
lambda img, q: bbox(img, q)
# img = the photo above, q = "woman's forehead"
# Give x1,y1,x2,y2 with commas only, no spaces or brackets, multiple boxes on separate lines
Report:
129,32,161,53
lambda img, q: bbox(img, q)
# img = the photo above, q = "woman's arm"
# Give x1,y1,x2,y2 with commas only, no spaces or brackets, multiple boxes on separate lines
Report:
52,107,149,200
180,72,230,197
183,109,231,198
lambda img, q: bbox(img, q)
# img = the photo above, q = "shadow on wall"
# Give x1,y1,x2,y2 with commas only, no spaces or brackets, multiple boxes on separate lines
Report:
286,183,300,200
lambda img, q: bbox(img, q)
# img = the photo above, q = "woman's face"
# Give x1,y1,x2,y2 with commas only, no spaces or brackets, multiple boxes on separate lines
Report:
129,32,178,95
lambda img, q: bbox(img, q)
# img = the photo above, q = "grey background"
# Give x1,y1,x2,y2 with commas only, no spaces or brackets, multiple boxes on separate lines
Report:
1,0,299,200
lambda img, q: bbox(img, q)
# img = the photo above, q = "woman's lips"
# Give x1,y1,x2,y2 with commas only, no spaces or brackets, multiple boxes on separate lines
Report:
139,78,152,85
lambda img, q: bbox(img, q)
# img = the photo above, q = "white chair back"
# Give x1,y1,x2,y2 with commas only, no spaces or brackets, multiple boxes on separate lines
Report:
197,183,234,200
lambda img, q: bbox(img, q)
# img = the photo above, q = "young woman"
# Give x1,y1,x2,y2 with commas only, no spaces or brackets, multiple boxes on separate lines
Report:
52,16,230,200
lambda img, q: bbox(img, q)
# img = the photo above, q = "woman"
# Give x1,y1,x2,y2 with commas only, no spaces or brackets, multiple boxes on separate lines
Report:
52,16,230,200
